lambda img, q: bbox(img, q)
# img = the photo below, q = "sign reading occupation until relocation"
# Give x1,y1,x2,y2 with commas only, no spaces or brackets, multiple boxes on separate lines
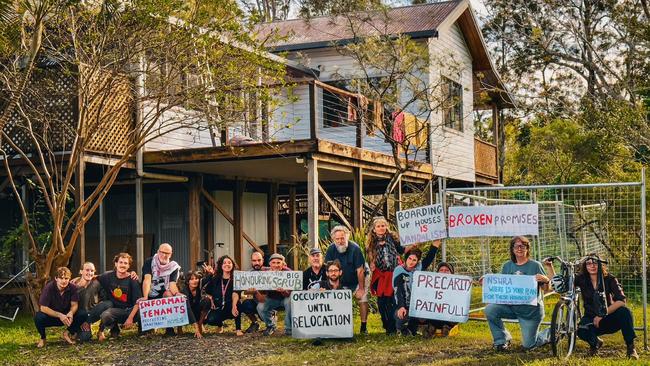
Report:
139,295,189,331
290,290,353,339
233,271,303,291
447,204,539,238
482,274,538,306
409,271,472,323
396,204,447,246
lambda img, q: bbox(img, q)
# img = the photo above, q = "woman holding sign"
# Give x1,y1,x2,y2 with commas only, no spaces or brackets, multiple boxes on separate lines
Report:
203,255,244,336
366,217,405,335
484,236,550,351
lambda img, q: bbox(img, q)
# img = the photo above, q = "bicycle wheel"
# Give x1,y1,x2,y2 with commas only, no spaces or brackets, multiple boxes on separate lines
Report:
550,299,576,359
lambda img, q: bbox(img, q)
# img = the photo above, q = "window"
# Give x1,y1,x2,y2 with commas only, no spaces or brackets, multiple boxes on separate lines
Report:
443,77,463,131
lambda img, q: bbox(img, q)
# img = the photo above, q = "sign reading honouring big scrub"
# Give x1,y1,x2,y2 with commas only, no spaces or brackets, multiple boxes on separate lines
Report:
447,204,539,238
409,271,472,323
482,274,538,306
396,204,447,246
290,290,353,339
138,295,189,331
233,271,303,291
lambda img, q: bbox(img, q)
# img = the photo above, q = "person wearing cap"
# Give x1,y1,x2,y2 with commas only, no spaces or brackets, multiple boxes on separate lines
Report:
325,225,369,334
544,253,638,359
259,253,293,336
303,247,327,290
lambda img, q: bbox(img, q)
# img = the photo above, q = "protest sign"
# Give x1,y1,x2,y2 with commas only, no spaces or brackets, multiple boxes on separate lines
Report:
233,270,303,291
447,204,539,237
482,274,538,305
396,204,446,246
290,290,353,339
408,271,472,323
138,295,189,331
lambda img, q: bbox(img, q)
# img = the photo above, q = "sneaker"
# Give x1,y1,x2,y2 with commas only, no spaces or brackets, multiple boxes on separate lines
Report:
627,343,639,360
263,326,276,336
110,326,120,339
441,325,451,337
494,341,510,352
164,328,175,337
588,338,604,357
284,329,292,336
245,322,260,334
423,324,436,338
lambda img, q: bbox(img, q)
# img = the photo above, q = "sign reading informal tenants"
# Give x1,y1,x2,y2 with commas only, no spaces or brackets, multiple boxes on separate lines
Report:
396,204,447,246
138,295,189,331
447,204,539,238
290,290,353,339
233,271,303,291
482,274,538,306
409,271,472,323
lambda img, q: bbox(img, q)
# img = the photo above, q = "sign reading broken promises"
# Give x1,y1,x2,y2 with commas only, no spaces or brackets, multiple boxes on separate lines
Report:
290,290,353,339
233,270,303,291
447,204,539,237
409,271,472,323
396,204,447,246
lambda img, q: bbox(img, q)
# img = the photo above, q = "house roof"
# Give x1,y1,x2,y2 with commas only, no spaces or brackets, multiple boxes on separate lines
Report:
256,0,514,108
257,1,461,51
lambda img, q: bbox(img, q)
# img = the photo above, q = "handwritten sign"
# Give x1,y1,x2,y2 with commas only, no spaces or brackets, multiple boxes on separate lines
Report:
234,271,303,291
448,204,539,237
138,295,189,331
396,204,447,246
482,274,538,305
409,271,472,323
290,290,353,339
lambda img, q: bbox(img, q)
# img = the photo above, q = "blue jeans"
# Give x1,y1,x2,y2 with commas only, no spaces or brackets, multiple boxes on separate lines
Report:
485,303,546,349
258,297,291,331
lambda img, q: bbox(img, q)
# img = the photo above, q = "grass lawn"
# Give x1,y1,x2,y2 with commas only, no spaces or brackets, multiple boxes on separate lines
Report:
2,301,649,366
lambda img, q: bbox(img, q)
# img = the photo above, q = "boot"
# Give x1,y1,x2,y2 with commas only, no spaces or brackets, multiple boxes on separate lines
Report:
626,343,639,360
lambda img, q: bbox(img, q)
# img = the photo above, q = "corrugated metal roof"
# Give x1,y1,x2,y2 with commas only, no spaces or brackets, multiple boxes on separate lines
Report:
257,1,462,50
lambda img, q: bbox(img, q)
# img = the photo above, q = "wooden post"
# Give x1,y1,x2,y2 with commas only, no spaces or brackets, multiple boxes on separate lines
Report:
99,202,106,273
135,176,144,275
205,199,214,262
267,183,279,254
492,104,500,183
356,114,365,148
188,176,202,270
353,167,363,229
383,197,390,221
75,157,86,267
395,177,402,212
233,180,244,267
289,186,298,267
309,82,319,140
307,158,319,248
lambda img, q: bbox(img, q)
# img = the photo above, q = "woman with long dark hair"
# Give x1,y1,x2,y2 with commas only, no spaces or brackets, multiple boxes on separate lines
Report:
366,217,404,335
544,253,638,359
203,255,243,336
181,270,209,338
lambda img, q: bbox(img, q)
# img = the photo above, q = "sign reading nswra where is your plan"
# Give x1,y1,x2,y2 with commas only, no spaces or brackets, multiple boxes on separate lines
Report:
447,204,539,237
409,271,472,323
396,204,447,246
482,274,538,306
233,271,303,291
291,290,353,339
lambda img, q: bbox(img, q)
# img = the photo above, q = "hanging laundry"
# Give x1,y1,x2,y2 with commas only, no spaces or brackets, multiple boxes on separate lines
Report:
392,110,405,143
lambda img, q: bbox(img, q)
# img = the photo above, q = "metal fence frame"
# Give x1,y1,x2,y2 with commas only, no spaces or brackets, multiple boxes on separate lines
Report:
438,168,647,349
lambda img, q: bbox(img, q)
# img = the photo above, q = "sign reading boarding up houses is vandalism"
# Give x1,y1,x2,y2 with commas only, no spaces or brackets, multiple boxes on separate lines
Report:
447,204,539,238
482,274,538,306
233,271,303,291
396,204,447,246
290,290,353,339
139,295,189,331
409,271,472,323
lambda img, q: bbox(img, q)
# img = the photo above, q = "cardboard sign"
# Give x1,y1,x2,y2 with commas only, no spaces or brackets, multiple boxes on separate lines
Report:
396,204,447,246
233,270,303,291
482,274,538,305
448,204,539,237
409,271,472,323
290,290,353,339
138,295,189,331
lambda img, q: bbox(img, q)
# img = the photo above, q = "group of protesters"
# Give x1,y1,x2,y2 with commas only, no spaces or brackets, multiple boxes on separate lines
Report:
33,217,638,359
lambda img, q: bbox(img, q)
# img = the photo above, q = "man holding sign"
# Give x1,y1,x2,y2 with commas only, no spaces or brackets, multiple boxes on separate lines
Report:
483,236,550,351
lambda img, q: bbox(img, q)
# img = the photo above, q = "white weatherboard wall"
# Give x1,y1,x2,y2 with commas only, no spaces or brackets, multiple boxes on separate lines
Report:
212,191,268,270
143,102,214,151
428,22,476,183
270,84,312,141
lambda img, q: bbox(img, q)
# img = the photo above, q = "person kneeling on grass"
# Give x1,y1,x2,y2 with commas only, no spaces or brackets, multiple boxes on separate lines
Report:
423,261,459,337
483,236,550,351
203,255,243,336
258,253,292,336
34,267,87,348
392,241,440,336
544,253,638,359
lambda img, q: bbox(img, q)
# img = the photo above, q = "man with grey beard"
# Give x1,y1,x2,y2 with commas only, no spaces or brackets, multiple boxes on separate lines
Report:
324,225,369,334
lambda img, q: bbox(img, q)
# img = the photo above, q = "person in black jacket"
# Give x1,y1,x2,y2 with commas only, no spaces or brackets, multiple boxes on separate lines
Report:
544,254,638,359
181,270,209,338
203,255,243,336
